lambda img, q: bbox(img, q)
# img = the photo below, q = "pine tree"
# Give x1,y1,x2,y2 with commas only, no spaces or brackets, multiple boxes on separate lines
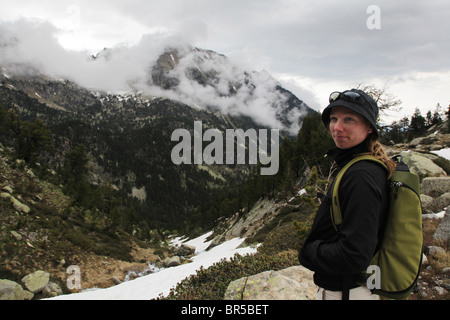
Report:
62,144,90,203
0,106,53,163
0,104,7,134
410,108,426,137
16,118,53,163
294,112,334,176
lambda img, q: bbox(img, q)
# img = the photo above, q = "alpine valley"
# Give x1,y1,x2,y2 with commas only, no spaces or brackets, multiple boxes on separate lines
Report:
0,45,313,229
2,44,449,301
0,44,317,294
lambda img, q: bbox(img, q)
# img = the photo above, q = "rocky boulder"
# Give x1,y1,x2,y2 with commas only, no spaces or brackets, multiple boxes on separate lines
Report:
1,185,13,194
164,256,181,267
1,272,62,300
420,177,450,213
0,192,11,200
409,135,441,150
21,271,50,294
400,151,447,180
10,230,22,241
224,266,317,300
11,196,31,214
175,244,196,257
208,198,283,249
433,208,450,246
1,185,31,214
0,279,33,300
39,282,63,299
421,177,450,197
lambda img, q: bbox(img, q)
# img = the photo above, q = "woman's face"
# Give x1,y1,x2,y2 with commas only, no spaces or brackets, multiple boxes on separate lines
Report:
329,106,373,149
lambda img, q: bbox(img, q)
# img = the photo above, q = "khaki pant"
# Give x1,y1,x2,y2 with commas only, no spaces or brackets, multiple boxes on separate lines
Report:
316,286,380,300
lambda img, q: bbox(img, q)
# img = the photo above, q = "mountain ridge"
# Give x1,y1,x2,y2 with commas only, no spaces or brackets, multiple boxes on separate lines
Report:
0,44,319,298
1,45,314,135
0,45,314,235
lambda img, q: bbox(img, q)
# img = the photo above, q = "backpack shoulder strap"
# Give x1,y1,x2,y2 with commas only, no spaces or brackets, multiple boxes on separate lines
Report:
330,155,388,231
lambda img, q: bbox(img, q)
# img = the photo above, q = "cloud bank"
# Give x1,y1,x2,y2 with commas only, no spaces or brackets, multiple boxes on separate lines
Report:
0,19,307,133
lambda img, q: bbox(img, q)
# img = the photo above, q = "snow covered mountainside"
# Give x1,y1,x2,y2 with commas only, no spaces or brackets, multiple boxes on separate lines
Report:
48,232,257,300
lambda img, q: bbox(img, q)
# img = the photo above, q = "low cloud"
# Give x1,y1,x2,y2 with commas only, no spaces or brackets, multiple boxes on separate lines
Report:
0,19,307,133
0,19,169,92
150,49,297,131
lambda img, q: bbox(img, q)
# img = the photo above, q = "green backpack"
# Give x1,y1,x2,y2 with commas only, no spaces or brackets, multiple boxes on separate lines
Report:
331,154,423,300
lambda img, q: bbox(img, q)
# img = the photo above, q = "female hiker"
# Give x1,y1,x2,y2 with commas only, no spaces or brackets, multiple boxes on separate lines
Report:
298,89,396,300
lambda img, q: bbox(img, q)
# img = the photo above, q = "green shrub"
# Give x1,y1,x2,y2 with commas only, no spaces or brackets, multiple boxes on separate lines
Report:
159,250,298,300
257,223,301,256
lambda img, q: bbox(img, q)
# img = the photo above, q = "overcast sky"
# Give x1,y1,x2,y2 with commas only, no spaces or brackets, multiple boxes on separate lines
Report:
0,0,449,123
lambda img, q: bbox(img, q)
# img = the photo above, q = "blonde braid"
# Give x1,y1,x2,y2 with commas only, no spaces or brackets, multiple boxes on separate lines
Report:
367,133,396,179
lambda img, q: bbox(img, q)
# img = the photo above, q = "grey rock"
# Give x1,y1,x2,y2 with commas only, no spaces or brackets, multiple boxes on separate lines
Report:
10,196,31,214
0,279,34,300
433,209,450,246
224,266,317,300
421,177,450,197
21,271,50,294
401,152,447,180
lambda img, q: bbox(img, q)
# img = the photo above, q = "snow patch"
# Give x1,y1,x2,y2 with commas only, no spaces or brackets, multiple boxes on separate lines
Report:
423,209,446,220
432,148,450,161
48,232,257,300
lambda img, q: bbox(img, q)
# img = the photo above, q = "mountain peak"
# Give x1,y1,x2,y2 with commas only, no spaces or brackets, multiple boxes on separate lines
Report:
146,46,313,134
1,27,313,134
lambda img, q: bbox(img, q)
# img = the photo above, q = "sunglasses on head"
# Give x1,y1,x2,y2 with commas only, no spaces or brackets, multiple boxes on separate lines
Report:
329,91,365,105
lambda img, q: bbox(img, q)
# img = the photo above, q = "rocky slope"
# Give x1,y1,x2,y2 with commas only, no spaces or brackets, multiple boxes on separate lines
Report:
0,46,314,233
0,44,315,300
0,144,165,299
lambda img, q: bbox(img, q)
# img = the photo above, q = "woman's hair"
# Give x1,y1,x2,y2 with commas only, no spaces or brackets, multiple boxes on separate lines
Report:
366,133,396,179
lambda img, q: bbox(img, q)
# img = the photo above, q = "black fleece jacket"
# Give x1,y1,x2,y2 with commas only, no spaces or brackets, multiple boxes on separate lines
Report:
298,141,389,291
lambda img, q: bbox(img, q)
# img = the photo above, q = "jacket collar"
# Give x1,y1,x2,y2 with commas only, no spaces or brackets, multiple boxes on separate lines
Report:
327,140,370,168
